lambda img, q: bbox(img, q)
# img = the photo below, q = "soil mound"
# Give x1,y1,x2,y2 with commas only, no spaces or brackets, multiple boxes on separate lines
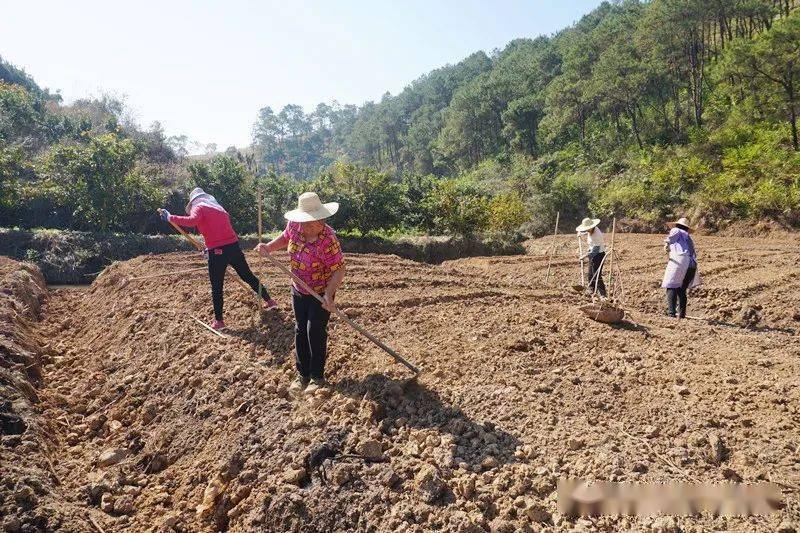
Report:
0,258,75,531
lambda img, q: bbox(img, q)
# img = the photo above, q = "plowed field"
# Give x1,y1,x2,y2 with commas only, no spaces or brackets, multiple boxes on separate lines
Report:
2,233,799,532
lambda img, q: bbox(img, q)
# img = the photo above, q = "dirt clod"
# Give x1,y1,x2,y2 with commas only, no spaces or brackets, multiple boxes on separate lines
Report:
568,437,585,451
414,465,446,503
356,439,384,461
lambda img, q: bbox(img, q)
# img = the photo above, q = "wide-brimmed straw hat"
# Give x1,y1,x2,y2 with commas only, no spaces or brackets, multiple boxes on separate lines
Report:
668,217,693,232
284,192,339,222
575,217,601,233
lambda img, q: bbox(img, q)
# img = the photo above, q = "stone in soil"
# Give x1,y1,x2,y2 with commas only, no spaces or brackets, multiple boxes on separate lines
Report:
97,448,129,467
282,467,308,486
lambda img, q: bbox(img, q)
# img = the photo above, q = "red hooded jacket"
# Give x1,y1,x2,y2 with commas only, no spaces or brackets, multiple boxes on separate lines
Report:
169,204,238,250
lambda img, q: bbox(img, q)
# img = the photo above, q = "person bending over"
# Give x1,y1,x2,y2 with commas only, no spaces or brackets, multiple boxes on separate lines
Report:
158,187,276,330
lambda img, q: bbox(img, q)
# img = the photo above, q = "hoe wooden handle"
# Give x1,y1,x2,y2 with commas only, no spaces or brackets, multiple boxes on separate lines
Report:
169,220,204,251
262,251,420,375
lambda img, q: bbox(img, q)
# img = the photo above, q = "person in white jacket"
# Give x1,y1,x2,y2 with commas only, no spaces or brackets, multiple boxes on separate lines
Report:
661,217,700,318
576,217,606,297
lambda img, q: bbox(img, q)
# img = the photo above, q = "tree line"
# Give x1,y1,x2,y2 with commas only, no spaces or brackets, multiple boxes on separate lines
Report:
251,0,800,229
1,0,799,238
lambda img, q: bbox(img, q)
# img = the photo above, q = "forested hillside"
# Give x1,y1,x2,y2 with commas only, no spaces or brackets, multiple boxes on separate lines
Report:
1,0,799,237
253,0,800,232
0,57,191,233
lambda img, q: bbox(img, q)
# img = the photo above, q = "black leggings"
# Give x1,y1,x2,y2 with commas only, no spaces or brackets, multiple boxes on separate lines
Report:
208,242,271,320
292,288,331,380
667,264,696,318
588,252,607,296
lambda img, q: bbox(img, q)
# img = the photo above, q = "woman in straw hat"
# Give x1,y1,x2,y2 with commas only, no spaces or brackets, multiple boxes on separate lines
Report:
256,192,345,395
576,217,607,297
158,187,277,331
661,217,700,318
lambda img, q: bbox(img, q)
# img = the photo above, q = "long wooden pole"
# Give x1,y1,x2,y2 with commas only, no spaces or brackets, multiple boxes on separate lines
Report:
608,217,617,297
129,267,207,281
257,193,263,242
261,252,420,374
191,315,227,338
545,212,560,285
256,192,263,299
169,220,203,251
577,233,586,288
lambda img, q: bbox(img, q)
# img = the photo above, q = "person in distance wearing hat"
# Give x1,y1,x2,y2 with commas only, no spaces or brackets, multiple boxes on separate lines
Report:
255,192,345,395
576,217,607,297
661,217,700,318
158,187,277,330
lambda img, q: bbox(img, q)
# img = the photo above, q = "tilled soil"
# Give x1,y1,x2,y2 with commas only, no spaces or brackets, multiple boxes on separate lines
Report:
2,233,800,532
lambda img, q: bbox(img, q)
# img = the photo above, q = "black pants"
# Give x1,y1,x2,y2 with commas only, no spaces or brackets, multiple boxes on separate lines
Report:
667,264,696,318
208,242,271,321
292,288,331,380
588,252,607,296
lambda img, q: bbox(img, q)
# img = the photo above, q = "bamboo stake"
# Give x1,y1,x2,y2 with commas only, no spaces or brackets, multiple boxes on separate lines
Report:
612,259,627,305
608,217,617,298
257,192,263,242
251,192,264,355
578,235,584,280
260,252,420,374
544,212,560,285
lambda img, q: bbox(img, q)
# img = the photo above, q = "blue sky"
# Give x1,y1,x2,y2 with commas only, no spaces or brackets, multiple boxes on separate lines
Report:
1,0,603,151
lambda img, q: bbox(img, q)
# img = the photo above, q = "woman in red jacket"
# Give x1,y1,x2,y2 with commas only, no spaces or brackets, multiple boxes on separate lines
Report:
158,187,276,330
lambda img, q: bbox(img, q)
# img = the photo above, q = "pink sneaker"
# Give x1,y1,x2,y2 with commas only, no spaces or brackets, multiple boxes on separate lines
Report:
210,319,226,330
263,298,278,311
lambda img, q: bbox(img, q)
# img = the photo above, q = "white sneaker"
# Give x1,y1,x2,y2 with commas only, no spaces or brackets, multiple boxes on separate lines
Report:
289,377,309,397
304,378,328,395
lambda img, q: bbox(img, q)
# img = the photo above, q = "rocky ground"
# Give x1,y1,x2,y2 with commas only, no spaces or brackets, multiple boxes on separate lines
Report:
1,232,799,532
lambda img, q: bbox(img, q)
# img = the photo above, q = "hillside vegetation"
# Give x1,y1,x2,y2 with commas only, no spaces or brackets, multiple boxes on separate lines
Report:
1,0,799,238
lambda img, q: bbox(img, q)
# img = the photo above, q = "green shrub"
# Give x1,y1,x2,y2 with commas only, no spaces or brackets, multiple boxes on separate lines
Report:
424,178,489,236
256,171,297,231
488,192,528,236
592,146,712,222
14,177,72,228
696,125,800,221
399,173,438,231
116,169,167,233
188,155,257,233
309,161,403,235
751,179,794,217
547,170,596,222
47,133,141,231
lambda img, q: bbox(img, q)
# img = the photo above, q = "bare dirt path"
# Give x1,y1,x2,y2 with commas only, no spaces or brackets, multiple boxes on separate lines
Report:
3,233,799,531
